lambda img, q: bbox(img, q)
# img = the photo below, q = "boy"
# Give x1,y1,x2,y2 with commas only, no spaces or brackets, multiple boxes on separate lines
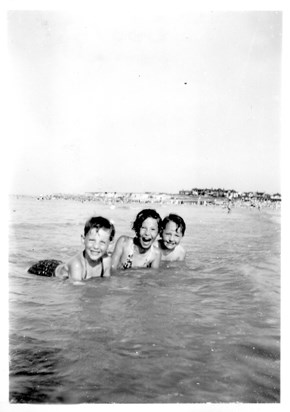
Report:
28,216,115,280
158,214,186,261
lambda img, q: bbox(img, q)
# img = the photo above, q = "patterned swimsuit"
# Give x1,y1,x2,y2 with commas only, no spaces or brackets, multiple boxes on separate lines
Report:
122,239,154,269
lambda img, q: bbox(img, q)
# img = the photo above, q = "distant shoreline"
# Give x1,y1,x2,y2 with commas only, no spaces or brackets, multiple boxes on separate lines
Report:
9,193,281,211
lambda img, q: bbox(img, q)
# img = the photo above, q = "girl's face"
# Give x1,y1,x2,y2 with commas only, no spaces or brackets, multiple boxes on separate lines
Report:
82,228,111,262
161,221,183,250
137,217,159,249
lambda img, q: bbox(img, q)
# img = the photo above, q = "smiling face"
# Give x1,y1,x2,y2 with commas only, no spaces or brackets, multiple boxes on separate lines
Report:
137,217,159,250
161,221,183,250
82,228,111,262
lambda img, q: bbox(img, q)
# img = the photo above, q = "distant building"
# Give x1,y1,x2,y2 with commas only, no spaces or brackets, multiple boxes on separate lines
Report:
177,188,281,202
179,190,193,196
271,193,281,201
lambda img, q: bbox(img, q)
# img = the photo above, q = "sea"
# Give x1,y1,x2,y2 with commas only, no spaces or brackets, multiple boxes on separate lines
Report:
8,196,281,404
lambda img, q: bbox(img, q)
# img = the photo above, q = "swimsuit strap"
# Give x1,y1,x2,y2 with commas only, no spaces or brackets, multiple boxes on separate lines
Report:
100,257,104,277
83,251,104,279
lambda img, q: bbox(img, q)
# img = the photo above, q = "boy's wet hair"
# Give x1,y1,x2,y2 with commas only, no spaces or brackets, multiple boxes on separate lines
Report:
132,209,162,234
161,214,186,236
84,216,115,241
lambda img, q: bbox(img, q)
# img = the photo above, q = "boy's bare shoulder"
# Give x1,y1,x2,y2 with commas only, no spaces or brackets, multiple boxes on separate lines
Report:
179,244,186,252
103,254,112,265
177,244,186,259
67,253,84,269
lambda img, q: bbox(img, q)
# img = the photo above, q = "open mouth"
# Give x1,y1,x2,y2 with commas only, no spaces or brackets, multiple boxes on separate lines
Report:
90,250,101,256
165,241,175,247
141,238,152,247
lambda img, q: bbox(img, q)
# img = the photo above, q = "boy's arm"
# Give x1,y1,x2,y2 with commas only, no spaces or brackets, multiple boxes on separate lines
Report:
178,246,186,261
111,236,126,271
67,258,83,281
151,248,161,269
55,263,69,278
102,256,111,277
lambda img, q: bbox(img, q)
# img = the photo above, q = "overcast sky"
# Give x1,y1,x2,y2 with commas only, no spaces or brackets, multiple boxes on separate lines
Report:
7,7,282,195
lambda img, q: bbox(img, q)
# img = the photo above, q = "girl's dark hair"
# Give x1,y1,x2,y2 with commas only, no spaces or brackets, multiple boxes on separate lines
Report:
161,214,186,236
132,209,162,234
84,216,115,241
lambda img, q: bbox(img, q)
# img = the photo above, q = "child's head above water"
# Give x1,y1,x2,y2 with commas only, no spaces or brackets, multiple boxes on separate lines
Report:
132,209,162,234
84,216,115,241
160,214,186,251
132,209,162,249
132,209,162,235
161,214,186,237
82,216,116,263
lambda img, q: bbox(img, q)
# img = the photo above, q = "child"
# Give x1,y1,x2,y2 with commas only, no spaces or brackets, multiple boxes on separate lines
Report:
158,214,186,261
111,209,162,270
28,216,115,280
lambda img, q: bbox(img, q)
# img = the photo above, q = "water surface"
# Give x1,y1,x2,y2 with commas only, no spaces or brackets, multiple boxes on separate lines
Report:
9,197,280,403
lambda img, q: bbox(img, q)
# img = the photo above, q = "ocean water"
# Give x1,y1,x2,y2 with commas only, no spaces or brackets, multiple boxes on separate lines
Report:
8,197,280,404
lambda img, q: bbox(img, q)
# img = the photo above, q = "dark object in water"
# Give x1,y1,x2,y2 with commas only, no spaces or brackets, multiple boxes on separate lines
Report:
28,260,63,277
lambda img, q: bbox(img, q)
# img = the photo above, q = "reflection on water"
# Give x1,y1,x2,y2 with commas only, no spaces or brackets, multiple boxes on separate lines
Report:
9,198,280,403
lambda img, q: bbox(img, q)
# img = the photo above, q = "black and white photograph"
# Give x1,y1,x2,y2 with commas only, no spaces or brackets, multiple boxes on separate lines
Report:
3,0,289,410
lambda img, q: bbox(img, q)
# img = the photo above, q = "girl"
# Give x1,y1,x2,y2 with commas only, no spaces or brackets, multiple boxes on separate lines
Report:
111,209,162,270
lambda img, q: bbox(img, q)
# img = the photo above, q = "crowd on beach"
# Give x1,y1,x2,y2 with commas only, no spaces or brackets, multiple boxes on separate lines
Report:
28,209,187,282
29,191,281,211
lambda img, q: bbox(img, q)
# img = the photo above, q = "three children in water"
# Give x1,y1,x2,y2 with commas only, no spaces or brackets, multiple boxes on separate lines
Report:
28,209,186,280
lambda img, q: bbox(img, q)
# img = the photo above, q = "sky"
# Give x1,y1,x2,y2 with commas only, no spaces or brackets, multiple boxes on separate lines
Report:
6,5,283,195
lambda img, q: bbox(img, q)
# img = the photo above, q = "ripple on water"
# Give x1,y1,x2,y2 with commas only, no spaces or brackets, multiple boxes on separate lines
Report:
9,198,280,403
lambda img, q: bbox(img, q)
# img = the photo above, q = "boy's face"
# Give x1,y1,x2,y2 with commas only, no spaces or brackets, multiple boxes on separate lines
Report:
82,228,111,261
137,217,159,249
161,221,183,250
